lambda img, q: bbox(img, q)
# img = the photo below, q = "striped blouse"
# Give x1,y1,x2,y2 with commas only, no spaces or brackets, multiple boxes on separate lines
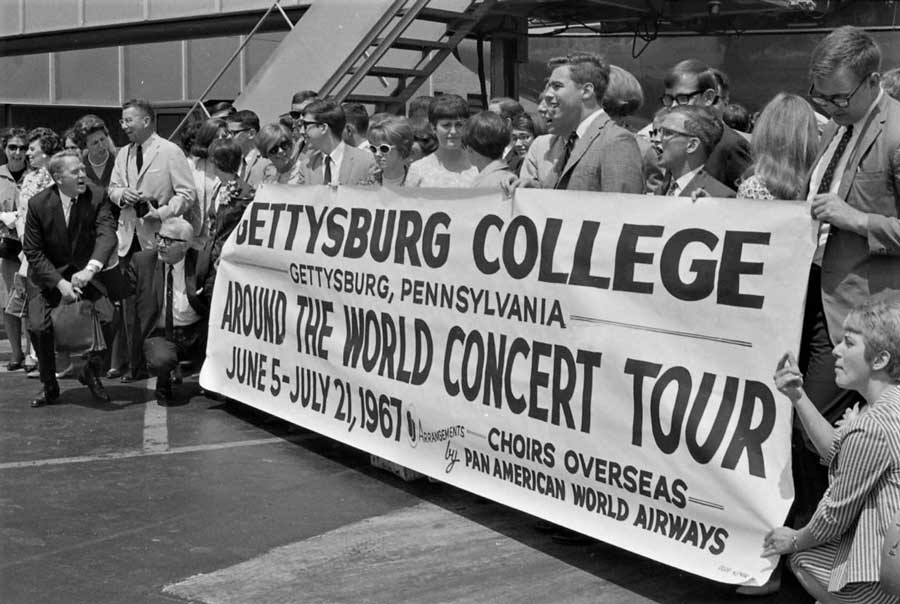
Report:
807,385,900,591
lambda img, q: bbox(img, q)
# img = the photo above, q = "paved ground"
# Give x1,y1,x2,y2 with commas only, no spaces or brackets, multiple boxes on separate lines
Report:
0,351,813,604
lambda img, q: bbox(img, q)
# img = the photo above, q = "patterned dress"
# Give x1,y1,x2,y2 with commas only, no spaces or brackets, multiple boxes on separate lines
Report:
791,386,900,603
405,153,477,188
736,174,775,200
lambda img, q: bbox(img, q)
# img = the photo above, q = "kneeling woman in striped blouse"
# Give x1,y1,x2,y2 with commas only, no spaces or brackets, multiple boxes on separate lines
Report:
767,295,900,604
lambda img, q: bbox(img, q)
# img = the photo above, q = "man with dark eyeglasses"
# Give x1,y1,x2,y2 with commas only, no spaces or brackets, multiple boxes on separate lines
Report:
297,99,375,187
127,217,214,407
225,110,270,188
777,27,900,601
657,60,750,190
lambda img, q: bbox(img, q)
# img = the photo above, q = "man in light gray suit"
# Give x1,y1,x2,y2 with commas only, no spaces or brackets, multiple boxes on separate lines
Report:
297,99,375,186
108,98,196,254
520,52,643,193
107,98,196,381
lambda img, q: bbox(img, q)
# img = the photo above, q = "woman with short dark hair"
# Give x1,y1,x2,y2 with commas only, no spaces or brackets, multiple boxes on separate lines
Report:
406,94,477,187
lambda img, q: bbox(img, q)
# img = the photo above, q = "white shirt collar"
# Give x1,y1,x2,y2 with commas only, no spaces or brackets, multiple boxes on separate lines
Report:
59,190,72,206
575,108,607,138
673,165,705,194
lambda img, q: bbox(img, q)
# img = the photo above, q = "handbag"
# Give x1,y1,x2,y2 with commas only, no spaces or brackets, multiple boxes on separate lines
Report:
0,234,21,260
50,299,108,355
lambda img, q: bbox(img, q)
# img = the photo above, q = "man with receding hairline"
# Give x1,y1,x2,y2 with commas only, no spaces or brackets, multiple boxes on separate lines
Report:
24,150,118,407
128,216,214,406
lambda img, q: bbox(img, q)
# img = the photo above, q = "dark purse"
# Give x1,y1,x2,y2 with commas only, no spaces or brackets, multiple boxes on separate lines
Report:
50,299,109,355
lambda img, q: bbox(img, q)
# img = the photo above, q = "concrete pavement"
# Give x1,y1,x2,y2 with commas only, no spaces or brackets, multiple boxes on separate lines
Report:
0,364,812,604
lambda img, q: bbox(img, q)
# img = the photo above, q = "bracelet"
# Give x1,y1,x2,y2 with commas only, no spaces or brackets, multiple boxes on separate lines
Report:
791,534,799,552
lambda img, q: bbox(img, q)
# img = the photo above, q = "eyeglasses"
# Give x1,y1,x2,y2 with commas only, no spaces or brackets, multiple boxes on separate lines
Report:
296,120,324,131
266,141,293,157
118,117,147,126
5,144,26,152
155,233,188,246
368,143,395,155
808,75,871,109
650,127,695,141
227,127,250,136
659,90,707,107
289,110,303,120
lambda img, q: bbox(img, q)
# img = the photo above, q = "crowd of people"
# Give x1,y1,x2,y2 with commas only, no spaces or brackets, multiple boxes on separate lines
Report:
1,23,900,602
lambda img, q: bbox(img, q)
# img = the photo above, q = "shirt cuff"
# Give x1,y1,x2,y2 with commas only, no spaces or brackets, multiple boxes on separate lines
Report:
87,259,104,272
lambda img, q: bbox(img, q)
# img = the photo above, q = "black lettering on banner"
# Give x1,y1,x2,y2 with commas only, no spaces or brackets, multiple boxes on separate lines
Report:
443,327,600,434
613,224,664,294
718,231,770,309
295,295,334,359
659,228,718,301
568,220,609,289
220,280,287,344
342,306,431,385
625,358,776,478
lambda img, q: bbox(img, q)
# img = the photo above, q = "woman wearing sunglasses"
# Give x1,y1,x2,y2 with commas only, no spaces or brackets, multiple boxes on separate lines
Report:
0,128,29,371
257,123,303,185
366,116,414,187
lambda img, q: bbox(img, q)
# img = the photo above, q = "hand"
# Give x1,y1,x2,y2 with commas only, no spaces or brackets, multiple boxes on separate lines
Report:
762,526,798,557
121,188,142,205
690,187,711,202
499,175,520,199
56,279,80,303
774,352,805,404
811,193,866,233
70,268,95,290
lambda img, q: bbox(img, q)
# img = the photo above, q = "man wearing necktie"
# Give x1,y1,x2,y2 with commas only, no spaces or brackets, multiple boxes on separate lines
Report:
651,105,735,199
519,52,642,193
297,99,375,187
781,26,900,571
22,151,117,407
128,217,214,406
108,98,197,383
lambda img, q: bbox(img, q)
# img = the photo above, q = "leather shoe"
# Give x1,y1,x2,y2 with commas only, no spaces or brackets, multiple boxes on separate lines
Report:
79,368,111,402
31,383,60,408
105,367,126,379
155,384,174,407
121,370,149,383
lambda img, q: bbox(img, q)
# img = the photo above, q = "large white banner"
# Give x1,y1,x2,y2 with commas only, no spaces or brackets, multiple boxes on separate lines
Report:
200,185,816,586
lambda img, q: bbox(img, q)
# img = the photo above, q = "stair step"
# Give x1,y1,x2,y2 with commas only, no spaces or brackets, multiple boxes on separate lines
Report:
349,66,428,78
377,37,453,51
345,94,403,105
404,7,477,23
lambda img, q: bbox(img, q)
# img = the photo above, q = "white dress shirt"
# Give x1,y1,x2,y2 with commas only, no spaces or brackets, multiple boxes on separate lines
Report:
323,142,346,186
157,258,201,328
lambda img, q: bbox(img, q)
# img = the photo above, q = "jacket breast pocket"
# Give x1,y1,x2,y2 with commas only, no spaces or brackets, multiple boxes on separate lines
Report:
850,169,892,215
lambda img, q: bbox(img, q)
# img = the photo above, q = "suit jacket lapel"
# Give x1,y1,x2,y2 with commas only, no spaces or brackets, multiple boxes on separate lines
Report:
137,135,160,182
47,187,71,251
838,97,886,199
339,149,355,185
560,113,611,178
308,151,323,185
184,249,201,313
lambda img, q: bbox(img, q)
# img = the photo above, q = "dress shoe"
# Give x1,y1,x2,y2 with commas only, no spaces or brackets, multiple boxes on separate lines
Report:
120,370,149,383
6,358,25,371
105,367,126,379
55,365,76,379
155,384,174,407
78,368,111,402
31,383,60,408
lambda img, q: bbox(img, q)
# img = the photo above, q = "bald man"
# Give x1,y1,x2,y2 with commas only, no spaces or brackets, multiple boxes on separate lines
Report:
127,217,214,405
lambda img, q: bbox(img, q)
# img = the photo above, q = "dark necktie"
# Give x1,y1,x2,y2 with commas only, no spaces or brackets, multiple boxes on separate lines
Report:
555,132,578,188
323,155,333,186
664,174,678,196
165,265,174,340
135,143,143,173
816,125,853,194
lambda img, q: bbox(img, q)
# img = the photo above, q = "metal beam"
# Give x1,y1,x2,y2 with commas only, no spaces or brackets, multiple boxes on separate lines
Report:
0,6,310,57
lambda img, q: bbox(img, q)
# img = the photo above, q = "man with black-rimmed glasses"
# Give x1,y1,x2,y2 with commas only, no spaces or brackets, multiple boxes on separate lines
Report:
658,59,750,190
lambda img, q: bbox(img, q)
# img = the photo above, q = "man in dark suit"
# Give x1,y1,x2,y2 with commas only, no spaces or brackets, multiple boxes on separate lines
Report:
523,52,643,193
652,105,735,199
128,217,213,406
23,151,118,407
297,99,376,186
660,60,751,190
